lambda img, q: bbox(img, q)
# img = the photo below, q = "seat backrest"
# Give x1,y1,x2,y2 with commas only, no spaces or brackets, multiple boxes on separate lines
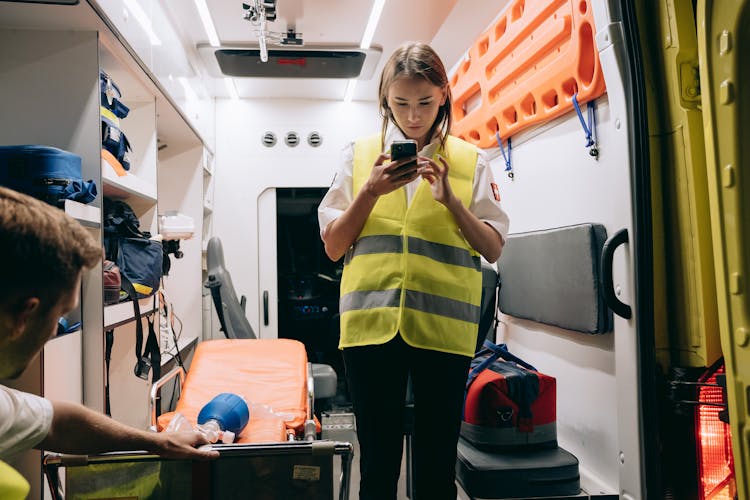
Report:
205,236,256,339
476,261,499,354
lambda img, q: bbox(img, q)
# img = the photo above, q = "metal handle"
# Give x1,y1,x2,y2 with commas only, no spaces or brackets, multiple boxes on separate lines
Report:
148,366,186,429
263,290,269,326
599,228,632,319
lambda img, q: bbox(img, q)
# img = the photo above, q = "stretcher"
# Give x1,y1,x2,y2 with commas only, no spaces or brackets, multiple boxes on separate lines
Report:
44,338,353,499
153,338,321,443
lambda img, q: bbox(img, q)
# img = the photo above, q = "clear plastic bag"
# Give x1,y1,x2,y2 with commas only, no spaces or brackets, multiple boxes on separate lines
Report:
164,412,234,444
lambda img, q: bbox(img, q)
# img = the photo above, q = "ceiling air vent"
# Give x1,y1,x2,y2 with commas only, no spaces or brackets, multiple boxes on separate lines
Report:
308,132,322,147
285,132,299,147
262,132,277,147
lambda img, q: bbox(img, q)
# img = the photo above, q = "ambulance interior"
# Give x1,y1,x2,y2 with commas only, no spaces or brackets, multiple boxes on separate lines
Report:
1,0,746,499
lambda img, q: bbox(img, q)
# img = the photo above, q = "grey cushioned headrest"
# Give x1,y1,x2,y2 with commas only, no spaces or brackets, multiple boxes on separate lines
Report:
497,223,611,334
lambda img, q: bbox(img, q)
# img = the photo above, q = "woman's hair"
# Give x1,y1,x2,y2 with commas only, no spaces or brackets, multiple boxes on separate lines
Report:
378,42,453,150
0,186,101,302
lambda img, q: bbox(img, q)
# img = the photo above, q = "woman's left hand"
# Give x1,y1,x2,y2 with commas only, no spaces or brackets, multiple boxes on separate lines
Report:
418,154,457,207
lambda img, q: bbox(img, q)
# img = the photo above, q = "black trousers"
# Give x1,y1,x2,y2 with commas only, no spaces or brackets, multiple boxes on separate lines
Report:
343,334,472,500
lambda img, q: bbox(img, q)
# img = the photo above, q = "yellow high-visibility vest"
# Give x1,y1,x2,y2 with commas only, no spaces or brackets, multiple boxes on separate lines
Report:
339,134,482,357
0,460,30,500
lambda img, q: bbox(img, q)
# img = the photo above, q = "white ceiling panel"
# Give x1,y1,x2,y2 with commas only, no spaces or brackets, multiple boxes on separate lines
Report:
167,0,458,101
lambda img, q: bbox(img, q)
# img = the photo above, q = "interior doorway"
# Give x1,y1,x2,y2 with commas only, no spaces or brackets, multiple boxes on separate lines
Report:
275,188,347,405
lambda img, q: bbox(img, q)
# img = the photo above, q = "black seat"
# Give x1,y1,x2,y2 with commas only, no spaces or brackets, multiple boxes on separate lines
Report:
204,236,338,400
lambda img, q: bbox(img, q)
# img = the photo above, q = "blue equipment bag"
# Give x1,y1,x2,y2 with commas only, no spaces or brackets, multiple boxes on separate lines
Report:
103,198,163,385
100,71,132,170
111,237,163,299
103,199,163,299
101,118,132,171
0,145,97,206
100,70,130,119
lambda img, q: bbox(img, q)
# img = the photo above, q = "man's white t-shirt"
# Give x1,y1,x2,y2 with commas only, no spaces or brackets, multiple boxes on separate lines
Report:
0,385,53,459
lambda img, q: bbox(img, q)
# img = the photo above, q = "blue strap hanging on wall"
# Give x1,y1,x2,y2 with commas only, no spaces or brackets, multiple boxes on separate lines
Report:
494,132,513,179
572,93,599,158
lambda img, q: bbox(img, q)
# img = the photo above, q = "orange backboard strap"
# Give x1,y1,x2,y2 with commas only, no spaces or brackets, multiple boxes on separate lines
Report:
450,0,607,149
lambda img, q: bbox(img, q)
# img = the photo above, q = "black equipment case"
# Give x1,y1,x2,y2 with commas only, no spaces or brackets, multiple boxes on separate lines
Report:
456,437,582,499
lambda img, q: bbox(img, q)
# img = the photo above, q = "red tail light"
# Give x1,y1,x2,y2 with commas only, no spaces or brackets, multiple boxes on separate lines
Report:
695,362,736,499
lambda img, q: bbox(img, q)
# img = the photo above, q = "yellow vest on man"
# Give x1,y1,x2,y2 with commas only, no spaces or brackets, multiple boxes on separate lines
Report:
0,460,30,500
339,134,482,357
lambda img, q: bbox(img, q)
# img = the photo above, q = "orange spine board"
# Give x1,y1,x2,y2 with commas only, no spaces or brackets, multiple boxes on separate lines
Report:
449,0,606,149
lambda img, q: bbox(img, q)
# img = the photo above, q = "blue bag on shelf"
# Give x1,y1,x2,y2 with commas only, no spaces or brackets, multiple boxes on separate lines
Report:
0,145,97,206
101,117,132,171
100,70,132,171
100,70,130,119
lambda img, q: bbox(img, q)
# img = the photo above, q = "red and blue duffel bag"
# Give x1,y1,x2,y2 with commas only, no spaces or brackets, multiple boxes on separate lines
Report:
462,340,557,450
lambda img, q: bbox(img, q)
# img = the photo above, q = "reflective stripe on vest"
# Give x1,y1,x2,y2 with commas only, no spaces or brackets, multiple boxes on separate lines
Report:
339,133,482,357
345,235,481,271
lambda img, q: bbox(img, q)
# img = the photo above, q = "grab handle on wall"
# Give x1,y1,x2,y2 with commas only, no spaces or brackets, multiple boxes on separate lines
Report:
263,290,269,326
599,228,632,319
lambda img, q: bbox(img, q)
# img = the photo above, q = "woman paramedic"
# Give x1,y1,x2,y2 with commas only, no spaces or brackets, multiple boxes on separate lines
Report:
319,42,509,500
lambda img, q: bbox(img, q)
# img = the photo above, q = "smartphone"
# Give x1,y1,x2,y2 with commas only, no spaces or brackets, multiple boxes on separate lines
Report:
390,140,418,168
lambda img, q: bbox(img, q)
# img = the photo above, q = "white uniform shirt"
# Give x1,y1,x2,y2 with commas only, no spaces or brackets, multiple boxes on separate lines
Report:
318,127,510,242
0,385,53,459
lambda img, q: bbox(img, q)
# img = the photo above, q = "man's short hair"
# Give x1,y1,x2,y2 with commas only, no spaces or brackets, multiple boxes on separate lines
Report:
0,187,101,301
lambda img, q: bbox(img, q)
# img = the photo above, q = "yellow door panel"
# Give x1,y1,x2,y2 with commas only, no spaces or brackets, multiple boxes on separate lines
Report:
638,0,721,369
697,0,750,497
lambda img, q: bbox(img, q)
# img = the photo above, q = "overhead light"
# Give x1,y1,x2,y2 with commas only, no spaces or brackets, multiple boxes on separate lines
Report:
193,0,221,47
123,0,162,45
344,80,358,102
343,0,384,101
178,77,199,102
224,78,240,100
360,0,386,49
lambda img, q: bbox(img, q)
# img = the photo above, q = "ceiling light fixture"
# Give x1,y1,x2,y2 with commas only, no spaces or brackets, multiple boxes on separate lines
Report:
178,77,199,102
123,0,162,45
344,0,385,101
193,0,221,47
360,0,386,50
344,79,357,103
224,78,240,100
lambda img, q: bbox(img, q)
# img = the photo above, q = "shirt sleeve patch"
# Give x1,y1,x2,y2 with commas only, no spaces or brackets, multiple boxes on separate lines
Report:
491,182,501,202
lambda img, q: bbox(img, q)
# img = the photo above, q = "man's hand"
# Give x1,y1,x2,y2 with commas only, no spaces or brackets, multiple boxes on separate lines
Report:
151,431,219,460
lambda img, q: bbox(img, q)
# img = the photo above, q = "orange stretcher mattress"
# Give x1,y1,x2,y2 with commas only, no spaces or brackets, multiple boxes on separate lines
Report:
157,339,310,444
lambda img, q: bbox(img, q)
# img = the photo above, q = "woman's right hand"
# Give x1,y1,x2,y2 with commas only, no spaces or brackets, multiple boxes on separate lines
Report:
363,152,420,198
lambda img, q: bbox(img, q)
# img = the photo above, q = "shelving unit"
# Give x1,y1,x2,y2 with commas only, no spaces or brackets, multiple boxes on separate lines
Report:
161,335,199,368
201,149,215,271
0,2,211,497
101,165,158,204
65,200,101,227
104,297,158,330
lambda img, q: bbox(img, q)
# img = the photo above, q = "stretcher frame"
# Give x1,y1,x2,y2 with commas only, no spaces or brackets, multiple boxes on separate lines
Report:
44,441,354,499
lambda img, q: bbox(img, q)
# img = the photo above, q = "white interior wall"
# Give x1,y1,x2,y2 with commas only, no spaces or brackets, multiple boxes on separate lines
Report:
213,98,378,335
489,97,623,494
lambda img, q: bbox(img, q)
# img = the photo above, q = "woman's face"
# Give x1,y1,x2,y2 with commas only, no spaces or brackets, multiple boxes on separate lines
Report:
387,76,447,148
